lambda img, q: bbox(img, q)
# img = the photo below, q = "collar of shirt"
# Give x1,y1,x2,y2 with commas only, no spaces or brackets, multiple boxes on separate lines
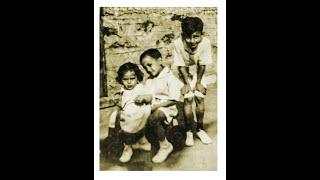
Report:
155,66,170,79
119,83,143,93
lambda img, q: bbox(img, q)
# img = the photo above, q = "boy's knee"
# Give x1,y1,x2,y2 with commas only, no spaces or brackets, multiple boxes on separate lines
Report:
151,110,165,119
195,96,204,103
184,107,194,117
195,97,205,107
195,97,205,112
184,97,194,104
148,110,166,126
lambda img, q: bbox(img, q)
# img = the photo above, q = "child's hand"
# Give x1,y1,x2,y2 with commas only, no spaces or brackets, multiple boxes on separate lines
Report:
135,95,152,105
195,83,206,95
113,94,122,106
134,96,145,105
143,95,153,104
181,84,192,95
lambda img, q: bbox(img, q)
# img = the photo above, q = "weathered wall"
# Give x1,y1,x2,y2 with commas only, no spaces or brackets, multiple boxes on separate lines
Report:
101,7,217,96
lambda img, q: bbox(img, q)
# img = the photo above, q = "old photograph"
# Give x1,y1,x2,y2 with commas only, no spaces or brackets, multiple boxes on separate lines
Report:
99,7,217,171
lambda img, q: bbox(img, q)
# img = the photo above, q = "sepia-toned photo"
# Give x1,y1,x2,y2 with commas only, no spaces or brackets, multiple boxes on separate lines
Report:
99,7,217,171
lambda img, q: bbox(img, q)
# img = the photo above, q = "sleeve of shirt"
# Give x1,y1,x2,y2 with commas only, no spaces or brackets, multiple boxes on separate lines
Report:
199,38,213,66
173,40,186,67
167,73,184,101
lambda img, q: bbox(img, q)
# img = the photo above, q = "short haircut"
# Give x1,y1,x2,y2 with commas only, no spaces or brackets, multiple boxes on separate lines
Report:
181,17,204,37
139,48,162,64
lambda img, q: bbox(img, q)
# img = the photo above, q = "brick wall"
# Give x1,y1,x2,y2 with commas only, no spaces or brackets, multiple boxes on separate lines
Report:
101,7,217,96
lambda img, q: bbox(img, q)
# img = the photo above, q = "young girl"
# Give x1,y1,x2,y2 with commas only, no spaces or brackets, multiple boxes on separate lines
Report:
108,62,152,163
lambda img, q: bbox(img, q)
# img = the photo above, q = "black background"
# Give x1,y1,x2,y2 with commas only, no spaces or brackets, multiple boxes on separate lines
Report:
1,0,316,179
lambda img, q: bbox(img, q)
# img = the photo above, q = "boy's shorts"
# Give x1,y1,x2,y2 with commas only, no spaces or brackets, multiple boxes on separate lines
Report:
154,98,179,125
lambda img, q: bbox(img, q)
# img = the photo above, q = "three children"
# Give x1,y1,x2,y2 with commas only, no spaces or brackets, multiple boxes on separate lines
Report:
106,16,214,163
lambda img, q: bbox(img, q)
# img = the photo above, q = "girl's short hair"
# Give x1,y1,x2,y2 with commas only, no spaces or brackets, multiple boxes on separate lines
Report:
181,17,204,37
116,62,144,84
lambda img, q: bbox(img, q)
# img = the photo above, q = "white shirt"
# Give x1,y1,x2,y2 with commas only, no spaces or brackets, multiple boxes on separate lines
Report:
144,66,184,124
119,84,151,133
173,36,213,76
145,66,183,103
120,83,146,107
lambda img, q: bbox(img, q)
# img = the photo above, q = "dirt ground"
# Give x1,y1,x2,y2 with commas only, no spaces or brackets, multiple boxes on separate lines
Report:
99,83,217,171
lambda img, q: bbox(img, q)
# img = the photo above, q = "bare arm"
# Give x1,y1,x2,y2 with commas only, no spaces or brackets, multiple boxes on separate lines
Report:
197,64,206,83
178,66,193,95
151,100,176,112
196,64,206,94
178,66,191,85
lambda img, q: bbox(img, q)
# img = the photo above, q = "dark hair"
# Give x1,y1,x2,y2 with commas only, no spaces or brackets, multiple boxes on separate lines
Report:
181,17,204,37
139,48,162,64
116,62,144,84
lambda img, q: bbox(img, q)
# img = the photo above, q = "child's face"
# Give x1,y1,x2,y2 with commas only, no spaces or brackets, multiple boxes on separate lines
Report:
182,31,203,50
141,56,163,78
122,70,138,90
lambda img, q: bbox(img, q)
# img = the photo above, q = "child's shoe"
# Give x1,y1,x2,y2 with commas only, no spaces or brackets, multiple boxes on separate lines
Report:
152,138,173,163
119,144,133,163
196,129,212,144
185,131,194,146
